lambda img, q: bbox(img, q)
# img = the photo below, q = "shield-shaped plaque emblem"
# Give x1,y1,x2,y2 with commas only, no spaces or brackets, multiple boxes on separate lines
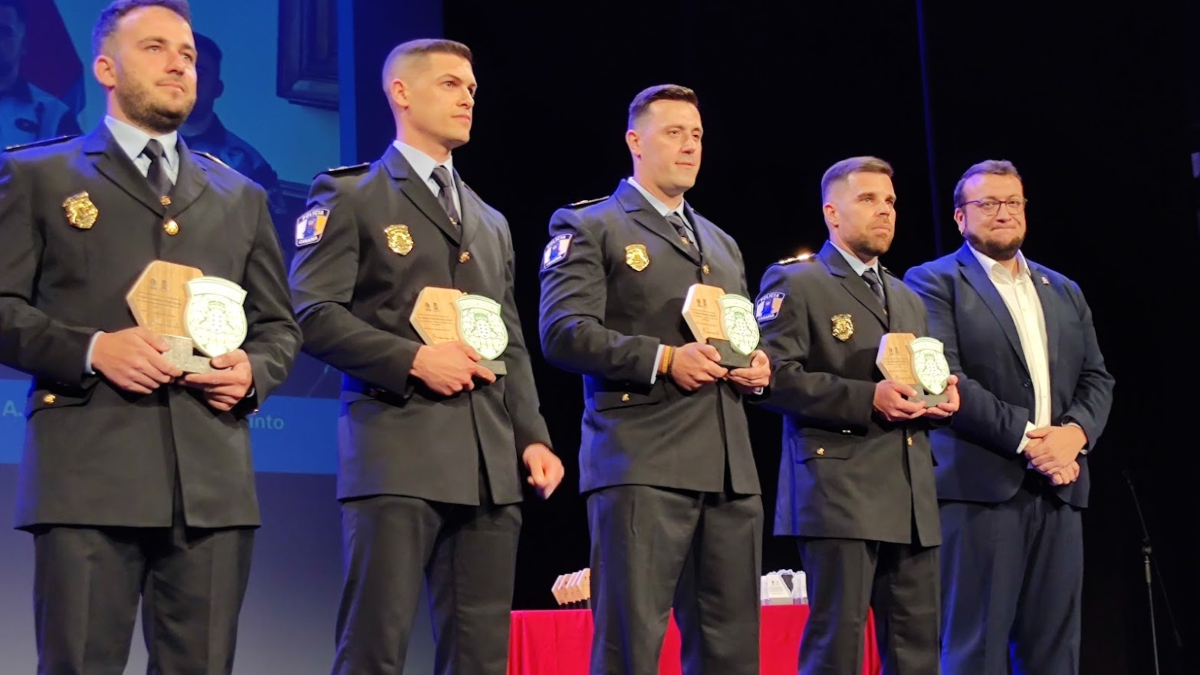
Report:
909,336,950,395
719,294,760,356
184,277,248,357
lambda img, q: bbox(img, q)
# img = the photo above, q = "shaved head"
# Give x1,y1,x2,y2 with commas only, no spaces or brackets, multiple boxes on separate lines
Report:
382,38,476,161
381,38,472,99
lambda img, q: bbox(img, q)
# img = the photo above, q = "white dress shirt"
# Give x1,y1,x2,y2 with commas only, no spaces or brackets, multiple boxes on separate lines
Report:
393,140,461,217
967,245,1051,453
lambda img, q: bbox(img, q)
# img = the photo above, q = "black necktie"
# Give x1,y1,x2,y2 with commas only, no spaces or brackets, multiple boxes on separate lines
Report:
431,165,460,227
143,139,172,198
862,268,886,309
665,212,696,253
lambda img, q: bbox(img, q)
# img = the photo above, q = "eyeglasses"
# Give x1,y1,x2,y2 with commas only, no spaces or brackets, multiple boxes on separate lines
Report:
960,198,1027,215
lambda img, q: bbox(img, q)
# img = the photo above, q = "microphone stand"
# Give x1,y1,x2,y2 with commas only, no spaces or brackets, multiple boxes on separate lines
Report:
1123,469,1183,675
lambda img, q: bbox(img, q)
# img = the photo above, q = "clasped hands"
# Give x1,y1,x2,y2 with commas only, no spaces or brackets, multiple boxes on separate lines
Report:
92,327,252,412
668,343,770,394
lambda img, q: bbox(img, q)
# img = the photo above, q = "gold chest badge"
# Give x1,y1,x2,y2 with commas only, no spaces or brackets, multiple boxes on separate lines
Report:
625,244,650,272
384,224,414,255
63,192,98,230
831,314,854,341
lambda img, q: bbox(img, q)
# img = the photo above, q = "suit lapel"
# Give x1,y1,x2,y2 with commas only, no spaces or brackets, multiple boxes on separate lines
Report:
955,244,1029,373
819,241,888,328
683,203,710,260
1028,260,1061,377
615,181,700,264
383,145,461,247
82,126,165,216
167,138,210,217
455,170,480,254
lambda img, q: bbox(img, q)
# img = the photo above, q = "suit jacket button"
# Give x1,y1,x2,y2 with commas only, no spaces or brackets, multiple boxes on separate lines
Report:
621,393,630,402
42,394,56,405
907,436,914,447
816,448,825,456
459,251,471,263
702,264,711,275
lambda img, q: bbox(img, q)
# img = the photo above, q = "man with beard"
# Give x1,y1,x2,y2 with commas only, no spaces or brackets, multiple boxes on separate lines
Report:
0,0,82,147
755,156,959,674
0,1,301,672
904,160,1113,675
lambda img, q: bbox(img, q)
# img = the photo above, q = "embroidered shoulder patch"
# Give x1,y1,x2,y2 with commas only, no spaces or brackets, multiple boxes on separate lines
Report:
542,234,573,269
295,208,330,247
756,292,785,323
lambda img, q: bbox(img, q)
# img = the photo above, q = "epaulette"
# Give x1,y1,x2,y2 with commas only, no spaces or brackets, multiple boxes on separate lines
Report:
564,196,608,209
776,252,815,265
5,134,78,152
316,162,370,178
191,150,230,169
881,265,896,277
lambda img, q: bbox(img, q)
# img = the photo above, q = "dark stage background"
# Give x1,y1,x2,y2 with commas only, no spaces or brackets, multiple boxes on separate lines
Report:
0,0,1196,673
439,1,1199,674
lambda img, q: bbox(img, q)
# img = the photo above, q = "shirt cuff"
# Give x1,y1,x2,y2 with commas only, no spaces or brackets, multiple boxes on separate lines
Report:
650,345,664,385
1066,421,1088,455
84,331,104,376
1016,420,1036,454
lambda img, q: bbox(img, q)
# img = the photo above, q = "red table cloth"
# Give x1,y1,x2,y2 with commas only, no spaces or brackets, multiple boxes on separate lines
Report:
509,605,881,675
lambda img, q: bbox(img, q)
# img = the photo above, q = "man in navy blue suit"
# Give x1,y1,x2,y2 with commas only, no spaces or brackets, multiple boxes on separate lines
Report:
904,160,1114,675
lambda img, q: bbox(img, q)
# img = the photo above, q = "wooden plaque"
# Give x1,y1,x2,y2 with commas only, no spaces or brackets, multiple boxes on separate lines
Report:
551,574,567,605
126,261,213,373
877,332,947,406
126,261,204,337
579,568,592,601
876,333,919,387
410,287,465,345
682,283,728,343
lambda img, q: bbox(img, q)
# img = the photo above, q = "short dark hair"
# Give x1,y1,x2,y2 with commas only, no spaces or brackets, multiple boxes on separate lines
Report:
0,0,27,24
192,31,221,68
381,38,473,92
820,156,894,202
627,84,699,130
953,160,1022,207
92,0,191,57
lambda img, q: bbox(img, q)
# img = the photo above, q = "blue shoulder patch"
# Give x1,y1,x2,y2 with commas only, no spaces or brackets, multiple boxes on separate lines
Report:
295,208,330,247
756,292,785,323
542,234,573,269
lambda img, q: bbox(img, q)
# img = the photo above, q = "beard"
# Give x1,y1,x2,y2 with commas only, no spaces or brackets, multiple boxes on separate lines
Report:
115,73,194,134
845,226,893,259
965,227,1023,261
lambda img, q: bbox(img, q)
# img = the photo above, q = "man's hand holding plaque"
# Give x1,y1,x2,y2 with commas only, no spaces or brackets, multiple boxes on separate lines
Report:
874,333,960,421
117,261,252,409
124,261,249,374
90,327,182,395
682,283,760,369
409,288,508,396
